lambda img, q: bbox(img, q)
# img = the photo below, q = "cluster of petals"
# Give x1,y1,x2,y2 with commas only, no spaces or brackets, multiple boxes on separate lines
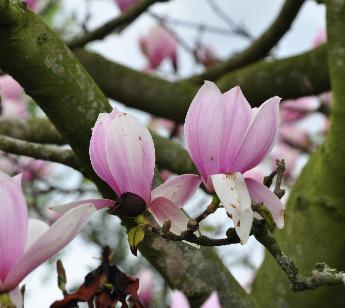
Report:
114,0,139,12
89,109,201,235
170,290,221,308
0,171,113,306
184,81,285,243
139,26,178,71
280,97,318,123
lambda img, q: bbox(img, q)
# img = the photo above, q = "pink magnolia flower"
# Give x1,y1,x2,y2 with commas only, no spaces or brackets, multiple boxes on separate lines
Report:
89,109,201,234
138,269,154,307
139,26,178,71
114,0,139,12
18,158,52,182
170,290,221,308
279,124,310,148
0,171,113,306
313,28,327,47
0,76,23,101
184,82,284,243
280,97,317,123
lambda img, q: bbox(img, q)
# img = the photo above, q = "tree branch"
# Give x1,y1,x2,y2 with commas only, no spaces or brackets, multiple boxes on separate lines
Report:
187,0,306,83
0,135,78,169
67,0,165,49
77,45,329,123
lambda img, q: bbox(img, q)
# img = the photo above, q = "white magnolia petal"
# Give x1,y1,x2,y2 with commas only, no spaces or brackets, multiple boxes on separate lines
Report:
9,287,23,308
49,199,114,215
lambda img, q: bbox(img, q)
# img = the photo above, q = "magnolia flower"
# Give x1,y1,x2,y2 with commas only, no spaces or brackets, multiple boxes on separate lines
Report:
170,290,221,308
313,28,327,47
0,75,23,101
138,269,154,307
139,26,177,71
89,109,201,235
184,81,284,243
280,97,318,123
114,0,139,12
0,171,113,306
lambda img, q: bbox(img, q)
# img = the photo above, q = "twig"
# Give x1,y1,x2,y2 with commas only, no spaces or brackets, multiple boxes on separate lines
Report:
187,0,306,83
0,135,79,170
67,0,165,49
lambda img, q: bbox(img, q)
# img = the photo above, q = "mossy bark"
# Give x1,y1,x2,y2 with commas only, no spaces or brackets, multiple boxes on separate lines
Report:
251,2,345,307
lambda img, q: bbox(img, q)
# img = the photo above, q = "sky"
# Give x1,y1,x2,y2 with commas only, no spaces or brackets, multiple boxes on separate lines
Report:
23,0,326,306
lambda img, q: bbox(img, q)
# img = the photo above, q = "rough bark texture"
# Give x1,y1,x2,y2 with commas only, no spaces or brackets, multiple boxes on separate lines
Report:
251,2,345,307
0,2,255,307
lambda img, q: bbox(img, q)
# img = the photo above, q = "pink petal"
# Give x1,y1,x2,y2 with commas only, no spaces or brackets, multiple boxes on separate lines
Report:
138,269,154,307
220,86,252,172
105,112,155,203
149,197,189,235
115,0,138,12
232,96,280,173
170,290,190,308
9,287,23,307
4,204,96,291
25,219,49,251
90,110,121,194
184,81,224,189
245,177,285,229
49,198,114,215
0,173,28,282
201,292,221,308
151,174,201,207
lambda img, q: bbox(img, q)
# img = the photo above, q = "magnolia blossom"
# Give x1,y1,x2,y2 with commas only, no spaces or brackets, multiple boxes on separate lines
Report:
138,269,154,307
280,97,318,123
89,109,201,235
313,28,327,47
0,76,22,101
184,81,284,243
0,171,113,306
170,290,221,308
139,26,177,71
114,0,139,12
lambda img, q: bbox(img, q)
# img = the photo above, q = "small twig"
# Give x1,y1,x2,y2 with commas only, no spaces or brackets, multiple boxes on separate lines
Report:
67,0,164,49
0,135,79,170
253,221,345,292
273,159,286,198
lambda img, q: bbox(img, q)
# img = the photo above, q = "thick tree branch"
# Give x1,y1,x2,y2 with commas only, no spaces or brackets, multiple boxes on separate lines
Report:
188,0,306,83
67,0,164,49
0,118,64,144
0,3,254,307
0,135,78,169
77,45,329,123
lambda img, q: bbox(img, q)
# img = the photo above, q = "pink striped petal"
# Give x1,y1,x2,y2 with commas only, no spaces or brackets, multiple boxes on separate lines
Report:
201,292,221,308
149,197,189,235
220,86,252,172
49,199,114,215
151,174,201,207
105,112,155,203
184,81,224,189
232,97,280,173
0,173,28,282
245,177,285,229
211,173,253,244
25,219,49,251
90,110,120,194
4,204,96,291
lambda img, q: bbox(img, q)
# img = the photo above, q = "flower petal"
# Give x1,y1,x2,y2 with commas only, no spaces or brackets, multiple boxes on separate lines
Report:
170,290,190,308
105,112,155,203
90,110,120,193
149,197,189,235
4,204,96,291
0,173,28,282
25,219,49,251
49,199,114,215
220,86,252,172
232,96,280,173
245,177,285,229
151,174,201,207
9,287,23,307
201,292,221,308
184,81,224,189
211,173,253,244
